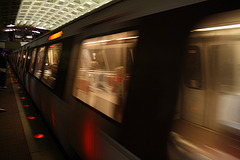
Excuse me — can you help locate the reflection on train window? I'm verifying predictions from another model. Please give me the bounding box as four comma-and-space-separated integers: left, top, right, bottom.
183, 46, 201, 89
28, 48, 37, 74
42, 43, 62, 88
73, 31, 138, 122
34, 46, 46, 79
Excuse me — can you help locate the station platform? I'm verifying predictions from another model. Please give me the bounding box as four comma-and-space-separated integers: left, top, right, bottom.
0, 65, 68, 160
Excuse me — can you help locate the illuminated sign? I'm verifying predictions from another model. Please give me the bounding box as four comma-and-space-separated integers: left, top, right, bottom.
48, 31, 63, 41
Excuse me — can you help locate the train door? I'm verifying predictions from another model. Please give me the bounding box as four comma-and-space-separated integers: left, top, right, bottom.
181, 44, 205, 126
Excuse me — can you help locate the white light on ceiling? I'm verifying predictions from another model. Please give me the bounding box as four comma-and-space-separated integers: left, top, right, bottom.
15, 0, 113, 30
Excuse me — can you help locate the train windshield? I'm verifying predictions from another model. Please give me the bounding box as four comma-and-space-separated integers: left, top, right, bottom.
73, 30, 138, 123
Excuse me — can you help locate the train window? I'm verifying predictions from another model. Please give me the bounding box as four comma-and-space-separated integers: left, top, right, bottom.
213, 44, 240, 94
15, 52, 18, 64
73, 31, 138, 123
34, 46, 46, 79
25, 49, 32, 70
16, 51, 21, 65
183, 46, 201, 89
28, 48, 37, 74
41, 43, 62, 88
18, 50, 24, 69
21, 50, 27, 69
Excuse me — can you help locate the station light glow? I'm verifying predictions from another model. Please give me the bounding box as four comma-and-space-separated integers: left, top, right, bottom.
15, 0, 114, 30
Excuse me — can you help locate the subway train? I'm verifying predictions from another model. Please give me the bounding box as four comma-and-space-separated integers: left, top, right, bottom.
8, 0, 240, 159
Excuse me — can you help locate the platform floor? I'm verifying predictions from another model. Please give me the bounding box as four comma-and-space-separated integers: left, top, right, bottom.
0, 65, 67, 160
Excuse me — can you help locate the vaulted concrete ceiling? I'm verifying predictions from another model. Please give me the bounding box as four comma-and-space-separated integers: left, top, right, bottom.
1, 0, 113, 31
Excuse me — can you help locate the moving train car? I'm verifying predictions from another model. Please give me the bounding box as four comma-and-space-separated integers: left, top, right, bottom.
169, 10, 240, 160
8, 0, 240, 159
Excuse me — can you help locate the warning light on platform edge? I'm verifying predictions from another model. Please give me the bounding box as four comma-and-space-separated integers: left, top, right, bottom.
48, 31, 63, 41
27, 116, 35, 120
20, 97, 26, 100
23, 105, 29, 107
34, 134, 44, 139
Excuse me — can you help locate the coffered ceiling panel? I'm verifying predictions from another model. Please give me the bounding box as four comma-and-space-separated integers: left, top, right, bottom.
15, 0, 113, 30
